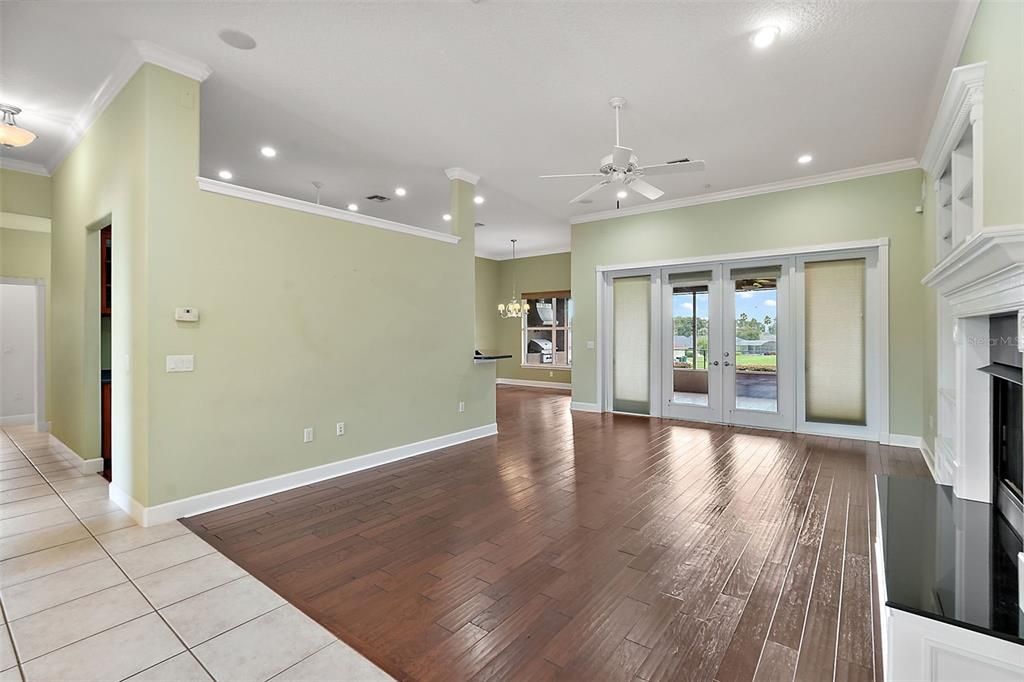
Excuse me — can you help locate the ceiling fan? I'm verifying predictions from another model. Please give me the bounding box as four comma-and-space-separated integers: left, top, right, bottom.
540, 97, 706, 204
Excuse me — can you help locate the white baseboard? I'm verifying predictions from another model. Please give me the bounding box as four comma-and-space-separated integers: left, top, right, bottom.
570, 401, 601, 413
36, 420, 51, 433
882, 433, 923, 449
496, 378, 571, 391
918, 437, 938, 483
111, 422, 499, 527
0, 414, 34, 426
79, 457, 104, 474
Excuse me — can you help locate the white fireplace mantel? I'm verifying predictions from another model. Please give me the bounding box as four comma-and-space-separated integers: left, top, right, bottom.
922, 224, 1024, 504
922, 224, 1024, 319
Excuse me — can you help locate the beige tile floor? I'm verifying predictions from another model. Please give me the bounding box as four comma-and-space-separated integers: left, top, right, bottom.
0, 426, 392, 682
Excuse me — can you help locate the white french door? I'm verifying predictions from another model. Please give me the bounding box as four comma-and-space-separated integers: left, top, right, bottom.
661, 260, 792, 429
599, 241, 886, 441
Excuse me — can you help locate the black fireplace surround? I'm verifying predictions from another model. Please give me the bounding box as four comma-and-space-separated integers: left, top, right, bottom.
982, 313, 1023, 538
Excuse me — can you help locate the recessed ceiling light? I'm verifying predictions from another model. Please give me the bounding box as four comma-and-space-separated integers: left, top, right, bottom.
394, 187, 407, 197
616, 190, 628, 199
442, 213, 452, 222
474, 195, 485, 205
218, 29, 257, 50
347, 203, 359, 212
218, 170, 233, 180
797, 153, 813, 164
260, 146, 276, 158
751, 25, 780, 49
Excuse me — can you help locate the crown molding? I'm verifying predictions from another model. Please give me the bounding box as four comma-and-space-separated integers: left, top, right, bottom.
484, 246, 570, 261
570, 158, 919, 225
920, 61, 986, 178
445, 167, 481, 185
196, 176, 461, 245
132, 40, 212, 83
917, 0, 981, 156
48, 41, 212, 174
0, 157, 51, 176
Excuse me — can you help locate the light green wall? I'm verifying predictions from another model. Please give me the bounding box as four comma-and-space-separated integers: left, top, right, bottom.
51, 65, 149, 483
959, 0, 1024, 226
571, 169, 928, 437
1, 168, 51, 217
1, 169, 54, 421
51, 64, 494, 506
475, 257, 500, 352
476, 252, 572, 385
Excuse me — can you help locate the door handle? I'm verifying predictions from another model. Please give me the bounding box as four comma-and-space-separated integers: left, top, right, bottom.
723, 361, 733, 367
712, 360, 720, 366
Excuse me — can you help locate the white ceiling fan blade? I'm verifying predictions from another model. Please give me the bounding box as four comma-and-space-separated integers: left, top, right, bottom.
570, 179, 612, 204
626, 178, 664, 200
639, 159, 706, 176
612, 145, 633, 168
539, 172, 605, 179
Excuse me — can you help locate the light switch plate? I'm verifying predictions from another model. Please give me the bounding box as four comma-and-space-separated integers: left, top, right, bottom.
165, 355, 194, 372
175, 307, 199, 322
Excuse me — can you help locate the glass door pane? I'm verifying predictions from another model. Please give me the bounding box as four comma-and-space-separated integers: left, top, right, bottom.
723, 261, 792, 430
612, 276, 651, 414
731, 266, 780, 413
663, 267, 722, 423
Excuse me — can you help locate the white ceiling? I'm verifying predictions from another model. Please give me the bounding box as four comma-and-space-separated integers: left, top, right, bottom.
2, 1, 968, 258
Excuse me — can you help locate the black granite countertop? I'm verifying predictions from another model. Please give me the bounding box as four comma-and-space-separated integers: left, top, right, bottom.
101, 369, 111, 384
876, 475, 1023, 645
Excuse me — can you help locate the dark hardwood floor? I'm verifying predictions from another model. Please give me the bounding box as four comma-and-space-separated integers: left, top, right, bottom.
183, 386, 929, 681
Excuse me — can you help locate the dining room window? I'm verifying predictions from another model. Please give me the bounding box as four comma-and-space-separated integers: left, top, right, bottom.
522, 291, 572, 368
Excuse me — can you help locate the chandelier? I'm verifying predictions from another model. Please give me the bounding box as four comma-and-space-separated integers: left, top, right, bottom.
498, 239, 530, 319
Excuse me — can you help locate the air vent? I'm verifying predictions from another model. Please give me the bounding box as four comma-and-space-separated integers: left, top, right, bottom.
365, 194, 391, 202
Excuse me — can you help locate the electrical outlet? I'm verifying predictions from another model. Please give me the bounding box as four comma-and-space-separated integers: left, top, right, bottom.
548, 371, 553, 377
458, 401, 465, 413
303, 427, 314, 443
586, 340, 595, 349
336, 422, 345, 436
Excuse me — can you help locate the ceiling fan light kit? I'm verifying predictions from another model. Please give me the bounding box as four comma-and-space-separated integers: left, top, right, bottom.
540, 96, 705, 204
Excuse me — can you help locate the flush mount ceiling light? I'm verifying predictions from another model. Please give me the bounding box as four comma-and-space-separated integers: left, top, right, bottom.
0, 104, 37, 148
797, 153, 813, 164
218, 29, 257, 50
260, 146, 276, 158
218, 170, 233, 180
616, 190, 628, 199
394, 187, 407, 197
347, 203, 359, 212
442, 213, 452, 222
751, 25, 780, 49
474, 195, 485, 205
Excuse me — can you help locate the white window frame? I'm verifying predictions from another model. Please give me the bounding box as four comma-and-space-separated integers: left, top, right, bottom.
521, 293, 573, 370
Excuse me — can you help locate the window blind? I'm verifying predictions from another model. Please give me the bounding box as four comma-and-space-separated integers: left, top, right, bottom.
804, 258, 866, 425
613, 276, 651, 414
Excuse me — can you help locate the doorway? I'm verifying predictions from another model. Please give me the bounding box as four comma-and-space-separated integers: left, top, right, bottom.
600, 242, 887, 441
99, 225, 112, 480
661, 261, 791, 430
0, 278, 46, 430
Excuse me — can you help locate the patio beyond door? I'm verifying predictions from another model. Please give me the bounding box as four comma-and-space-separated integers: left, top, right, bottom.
663, 260, 792, 430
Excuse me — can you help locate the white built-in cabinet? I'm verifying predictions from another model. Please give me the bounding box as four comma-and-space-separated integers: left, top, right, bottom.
925, 62, 986, 486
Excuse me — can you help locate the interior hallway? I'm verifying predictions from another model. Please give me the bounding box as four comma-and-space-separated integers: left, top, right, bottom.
185, 386, 931, 681
0, 426, 390, 681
